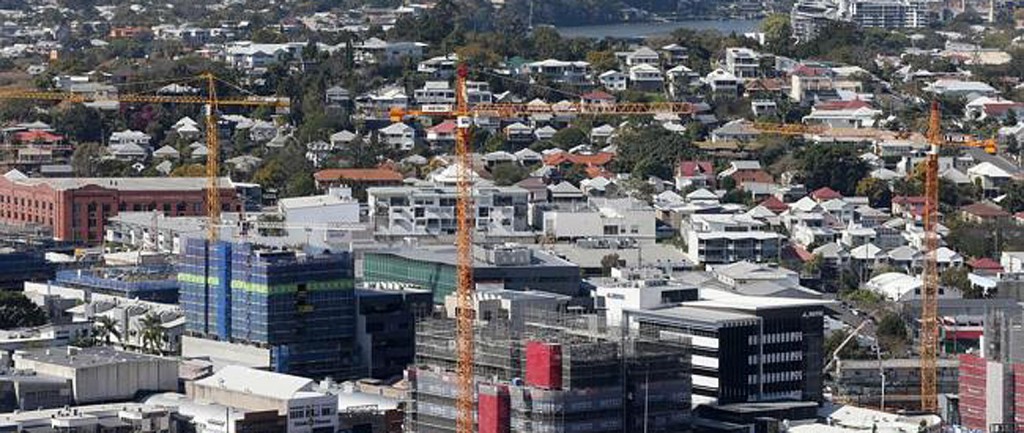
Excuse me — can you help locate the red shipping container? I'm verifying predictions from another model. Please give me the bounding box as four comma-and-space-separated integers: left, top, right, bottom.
525, 341, 562, 390
478, 384, 510, 433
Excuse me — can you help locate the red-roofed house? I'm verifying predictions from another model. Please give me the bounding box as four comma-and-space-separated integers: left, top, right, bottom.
675, 160, 715, 189
426, 120, 457, 147
960, 202, 1010, 224
810, 187, 842, 202
543, 152, 615, 168
13, 130, 64, 145
790, 65, 834, 102
965, 96, 1024, 122
313, 168, 404, 197
581, 91, 615, 105
968, 257, 1003, 275
892, 196, 927, 219
759, 196, 789, 214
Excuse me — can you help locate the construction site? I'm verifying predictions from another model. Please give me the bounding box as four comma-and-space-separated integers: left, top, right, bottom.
407, 310, 692, 433
178, 238, 360, 379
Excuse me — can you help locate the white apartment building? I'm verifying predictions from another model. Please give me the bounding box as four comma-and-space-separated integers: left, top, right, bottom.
413, 81, 456, 106
524, 59, 591, 85
725, 47, 765, 80
541, 197, 656, 242
682, 214, 783, 264
367, 184, 530, 237
599, 70, 628, 91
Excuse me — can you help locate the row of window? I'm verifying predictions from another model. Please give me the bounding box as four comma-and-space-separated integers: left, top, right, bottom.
749, 332, 803, 345
748, 351, 803, 365
748, 370, 803, 384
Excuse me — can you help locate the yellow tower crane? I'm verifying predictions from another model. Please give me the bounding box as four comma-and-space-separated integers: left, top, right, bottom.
0, 74, 289, 243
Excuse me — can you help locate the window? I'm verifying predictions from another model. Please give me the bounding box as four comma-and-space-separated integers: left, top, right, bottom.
603, 225, 619, 235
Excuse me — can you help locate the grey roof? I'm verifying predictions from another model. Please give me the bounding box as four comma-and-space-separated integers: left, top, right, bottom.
631, 305, 758, 326
15, 346, 169, 368
368, 246, 575, 269
887, 245, 920, 261
5, 175, 233, 192
194, 365, 314, 399
964, 147, 1021, 175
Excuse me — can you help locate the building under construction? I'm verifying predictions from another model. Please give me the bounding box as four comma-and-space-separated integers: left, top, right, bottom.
407, 311, 692, 433
178, 238, 359, 379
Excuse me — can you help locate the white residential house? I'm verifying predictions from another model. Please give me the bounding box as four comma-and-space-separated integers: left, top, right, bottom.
628, 64, 664, 92
590, 124, 616, 143
803, 100, 883, 128
414, 81, 456, 106
661, 44, 688, 65
354, 38, 427, 66
505, 122, 535, 143
704, 69, 740, 95
789, 65, 835, 102
923, 79, 998, 97
355, 87, 409, 120
535, 125, 558, 141
967, 161, 1013, 194
866, 272, 962, 302
724, 47, 765, 80
330, 130, 358, 148
599, 70, 628, 91
666, 65, 701, 98
379, 122, 416, 150
681, 214, 783, 264
248, 120, 279, 142
617, 46, 660, 67
417, 54, 458, 78
109, 130, 151, 148
524, 59, 591, 85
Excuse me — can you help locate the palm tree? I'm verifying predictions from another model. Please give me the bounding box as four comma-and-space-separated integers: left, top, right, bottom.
139, 314, 166, 356
94, 316, 120, 346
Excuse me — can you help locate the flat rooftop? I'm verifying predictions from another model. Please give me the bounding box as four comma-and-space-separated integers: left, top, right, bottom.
15, 346, 170, 368
629, 305, 758, 326
368, 245, 576, 268
4, 175, 234, 192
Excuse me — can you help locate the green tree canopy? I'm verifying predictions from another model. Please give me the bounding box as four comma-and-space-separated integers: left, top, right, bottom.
612, 125, 696, 179
0, 292, 48, 330
796, 143, 869, 195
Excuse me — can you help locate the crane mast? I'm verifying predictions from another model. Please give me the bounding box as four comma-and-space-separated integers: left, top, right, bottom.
920, 100, 941, 413
453, 64, 475, 433
204, 73, 221, 242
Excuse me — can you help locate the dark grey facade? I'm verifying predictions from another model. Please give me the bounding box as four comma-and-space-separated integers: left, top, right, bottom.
355, 288, 433, 380
626, 301, 825, 405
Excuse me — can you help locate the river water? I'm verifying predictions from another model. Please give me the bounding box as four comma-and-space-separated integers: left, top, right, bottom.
556, 19, 762, 39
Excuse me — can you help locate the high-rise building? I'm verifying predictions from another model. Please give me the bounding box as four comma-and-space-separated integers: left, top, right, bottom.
407, 312, 692, 433
958, 309, 1024, 431
179, 239, 358, 379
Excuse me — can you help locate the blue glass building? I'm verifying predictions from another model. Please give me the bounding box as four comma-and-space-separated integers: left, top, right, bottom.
179, 238, 358, 379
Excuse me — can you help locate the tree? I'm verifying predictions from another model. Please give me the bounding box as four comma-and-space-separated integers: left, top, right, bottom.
613, 125, 696, 180
796, 143, 868, 195
71, 142, 106, 176
824, 329, 863, 360
492, 163, 528, 186
941, 266, 981, 298
0, 292, 47, 329
856, 177, 892, 209
761, 14, 793, 56
170, 164, 206, 177
56, 105, 104, 142
600, 253, 621, 276
139, 313, 166, 355
1001, 181, 1024, 213
877, 312, 908, 353
585, 50, 618, 73
550, 126, 588, 150
94, 315, 120, 345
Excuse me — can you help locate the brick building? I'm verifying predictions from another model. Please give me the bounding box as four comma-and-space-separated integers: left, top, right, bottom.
0, 171, 238, 243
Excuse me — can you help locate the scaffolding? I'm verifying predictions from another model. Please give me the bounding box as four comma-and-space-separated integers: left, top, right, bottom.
408, 309, 692, 433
